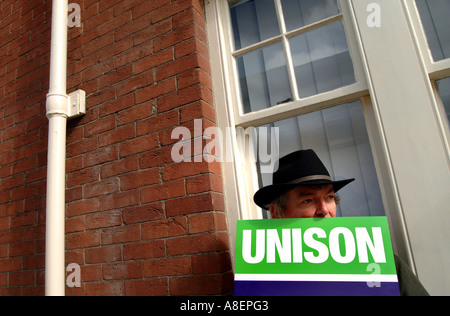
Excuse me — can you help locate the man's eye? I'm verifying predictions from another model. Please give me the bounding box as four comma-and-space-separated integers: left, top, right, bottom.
301, 199, 312, 204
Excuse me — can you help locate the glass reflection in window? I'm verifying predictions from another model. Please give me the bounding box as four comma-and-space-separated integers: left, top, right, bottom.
436, 77, 450, 128
290, 20, 355, 98
229, 0, 280, 50
236, 42, 292, 113
281, 0, 340, 31
415, 0, 450, 61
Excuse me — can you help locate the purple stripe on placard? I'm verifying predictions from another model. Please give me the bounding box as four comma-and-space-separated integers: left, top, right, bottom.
234, 280, 400, 296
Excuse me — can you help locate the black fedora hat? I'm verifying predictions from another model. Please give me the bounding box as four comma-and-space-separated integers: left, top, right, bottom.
253, 149, 355, 209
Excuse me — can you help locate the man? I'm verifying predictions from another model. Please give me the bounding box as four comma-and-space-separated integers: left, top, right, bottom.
253, 149, 429, 296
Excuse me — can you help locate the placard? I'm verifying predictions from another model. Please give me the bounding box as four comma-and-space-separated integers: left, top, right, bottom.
234, 217, 400, 296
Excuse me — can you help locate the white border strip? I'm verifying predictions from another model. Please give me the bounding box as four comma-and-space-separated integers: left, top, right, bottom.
235, 274, 398, 282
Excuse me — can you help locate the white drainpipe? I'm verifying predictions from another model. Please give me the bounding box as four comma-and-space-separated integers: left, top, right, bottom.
45, 0, 85, 296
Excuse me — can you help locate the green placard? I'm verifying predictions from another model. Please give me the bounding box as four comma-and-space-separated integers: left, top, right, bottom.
235, 217, 397, 276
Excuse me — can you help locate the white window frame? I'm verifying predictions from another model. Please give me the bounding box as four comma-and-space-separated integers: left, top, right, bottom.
224, 0, 368, 128
206, 0, 450, 294
208, 0, 371, 219
205, 0, 393, 261
405, 0, 450, 152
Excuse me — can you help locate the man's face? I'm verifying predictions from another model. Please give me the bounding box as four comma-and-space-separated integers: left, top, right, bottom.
271, 184, 337, 219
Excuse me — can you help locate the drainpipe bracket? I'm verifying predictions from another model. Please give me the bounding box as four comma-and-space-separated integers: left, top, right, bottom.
67, 90, 86, 119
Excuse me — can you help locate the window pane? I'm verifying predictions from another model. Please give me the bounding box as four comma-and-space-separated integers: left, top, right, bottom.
290, 20, 356, 98
236, 42, 292, 113
415, 0, 450, 61
256, 101, 385, 218
229, 0, 280, 50
436, 77, 450, 127
281, 0, 340, 32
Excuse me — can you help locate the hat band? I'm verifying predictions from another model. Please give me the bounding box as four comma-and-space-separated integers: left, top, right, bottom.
286, 175, 332, 185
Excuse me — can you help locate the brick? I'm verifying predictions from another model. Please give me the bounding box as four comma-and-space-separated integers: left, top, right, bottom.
66, 137, 98, 159
0, 0, 231, 297
136, 110, 179, 136
23, 254, 45, 270
139, 147, 174, 169
120, 168, 160, 191
122, 203, 165, 224
85, 245, 122, 264
99, 36, 134, 62
85, 210, 122, 230
65, 231, 99, 251
98, 10, 132, 36
115, 42, 152, 68
103, 261, 143, 280
24, 195, 46, 212
84, 178, 119, 199
101, 224, 141, 245
98, 124, 136, 147
79, 265, 102, 283
141, 217, 187, 240
9, 270, 35, 286
156, 54, 199, 81
152, 0, 196, 24
10, 211, 37, 228
2, 174, 24, 190
186, 174, 223, 194
9, 241, 36, 257
115, 13, 151, 41
116, 71, 154, 98
141, 179, 185, 204
82, 58, 115, 82
135, 78, 176, 104
82, 32, 115, 57
157, 84, 212, 113
123, 240, 165, 260
84, 145, 119, 167
99, 94, 136, 118
166, 232, 229, 256
0, 258, 22, 273
66, 216, 84, 233
117, 101, 154, 126
124, 278, 169, 296
100, 189, 140, 211
134, 48, 173, 74
98, 64, 133, 89
169, 273, 234, 296
24, 166, 47, 184
133, 17, 172, 46
192, 252, 232, 275
101, 156, 139, 178
162, 161, 217, 181
188, 212, 227, 234
143, 256, 191, 278
84, 115, 116, 138
86, 281, 124, 296
119, 133, 159, 157
67, 166, 100, 188
177, 68, 211, 90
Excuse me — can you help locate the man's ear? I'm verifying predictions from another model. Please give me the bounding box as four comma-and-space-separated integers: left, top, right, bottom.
269, 204, 280, 219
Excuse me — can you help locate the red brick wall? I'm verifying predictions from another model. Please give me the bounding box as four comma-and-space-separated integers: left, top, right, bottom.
0, 0, 233, 296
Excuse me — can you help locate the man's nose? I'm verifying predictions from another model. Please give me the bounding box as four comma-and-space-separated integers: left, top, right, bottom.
314, 200, 330, 217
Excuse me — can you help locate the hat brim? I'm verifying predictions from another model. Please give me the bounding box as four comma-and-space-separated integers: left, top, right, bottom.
253, 178, 355, 210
